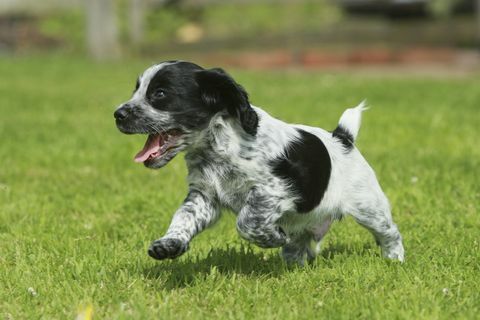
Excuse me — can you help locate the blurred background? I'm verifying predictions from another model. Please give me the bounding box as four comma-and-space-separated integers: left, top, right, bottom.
1, 0, 479, 71
1, 3, 479, 317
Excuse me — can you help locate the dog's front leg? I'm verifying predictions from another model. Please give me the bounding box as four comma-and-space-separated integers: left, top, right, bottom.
236, 187, 289, 248
148, 189, 220, 260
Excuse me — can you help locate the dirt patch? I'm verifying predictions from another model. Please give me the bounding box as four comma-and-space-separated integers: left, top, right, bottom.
200, 47, 478, 70
192, 47, 480, 75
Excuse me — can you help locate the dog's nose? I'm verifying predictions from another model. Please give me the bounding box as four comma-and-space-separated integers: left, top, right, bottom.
114, 107, 129, 121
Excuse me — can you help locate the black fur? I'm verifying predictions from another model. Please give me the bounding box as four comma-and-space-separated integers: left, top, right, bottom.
145, 62, 215, 130
332, 125, 354, 150
270, 129, 331, 213
116, 62, 218, 134
116, 62, 259, 136
148, 238, 189, 260
195, 68, 259, 135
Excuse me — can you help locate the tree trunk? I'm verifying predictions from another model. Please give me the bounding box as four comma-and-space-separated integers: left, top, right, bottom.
130, 0, 145, 45
477, 0, 480, 50
85, 0, 120, 60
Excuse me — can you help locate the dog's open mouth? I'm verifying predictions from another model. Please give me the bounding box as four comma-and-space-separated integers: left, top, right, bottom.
134, 129, 183, 163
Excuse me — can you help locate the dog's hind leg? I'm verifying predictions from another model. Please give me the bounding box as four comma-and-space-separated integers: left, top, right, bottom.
351, 191, 405, 262
310, 217, 333, 258
281, 232, 314, 266
280, 218, 333, 265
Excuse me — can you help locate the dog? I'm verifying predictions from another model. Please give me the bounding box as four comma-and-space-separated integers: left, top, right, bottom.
114, 61, 405, 264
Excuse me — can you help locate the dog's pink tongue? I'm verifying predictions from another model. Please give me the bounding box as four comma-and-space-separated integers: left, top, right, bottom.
134, 134, 161, 163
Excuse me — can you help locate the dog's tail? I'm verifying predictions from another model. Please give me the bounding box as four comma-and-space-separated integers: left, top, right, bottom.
332, 100, 368, 150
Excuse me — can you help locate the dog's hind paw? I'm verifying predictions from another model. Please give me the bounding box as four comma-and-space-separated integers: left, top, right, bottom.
382, 243, 405, 263
148, 238, 189, 260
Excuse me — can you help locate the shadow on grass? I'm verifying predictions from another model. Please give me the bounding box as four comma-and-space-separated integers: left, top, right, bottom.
142, 245, 286, 289
141, 242, 377, 289
320, 242, 376, 260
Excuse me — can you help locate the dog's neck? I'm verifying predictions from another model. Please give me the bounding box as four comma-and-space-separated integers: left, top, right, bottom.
184, 111, 254, 165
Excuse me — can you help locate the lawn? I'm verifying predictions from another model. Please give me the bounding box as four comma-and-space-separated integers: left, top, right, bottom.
0, 56, 479, 319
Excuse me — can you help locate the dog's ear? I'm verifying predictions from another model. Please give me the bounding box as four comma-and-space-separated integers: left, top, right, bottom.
195, 68, 258, 135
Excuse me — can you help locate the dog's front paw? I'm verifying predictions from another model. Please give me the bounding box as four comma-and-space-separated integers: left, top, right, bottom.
147, 238, 189, 260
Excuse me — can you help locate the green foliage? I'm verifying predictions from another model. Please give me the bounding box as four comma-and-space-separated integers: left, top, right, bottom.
0, 57, 479, 319
38, 10, 86, 52
428, 0, 462, 18
39, 2, 341, 49
143, 6, 191, 45
199, 2, 341, 39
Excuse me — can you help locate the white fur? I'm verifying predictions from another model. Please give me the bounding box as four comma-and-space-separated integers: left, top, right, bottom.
337, 100, 368, 140
177, 104, 404, 263
124, 62, 405, 264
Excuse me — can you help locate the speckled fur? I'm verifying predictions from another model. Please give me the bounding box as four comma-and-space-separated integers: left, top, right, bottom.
115, 61, 405, 265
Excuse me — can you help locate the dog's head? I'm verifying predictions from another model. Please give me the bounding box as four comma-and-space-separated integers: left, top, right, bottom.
114, 61, 258, 169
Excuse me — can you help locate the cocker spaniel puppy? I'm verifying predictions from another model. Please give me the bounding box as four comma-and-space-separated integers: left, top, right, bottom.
114, 61, 404, 265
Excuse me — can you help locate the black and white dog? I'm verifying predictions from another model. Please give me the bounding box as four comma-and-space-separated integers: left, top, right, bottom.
114, 61, 404, 265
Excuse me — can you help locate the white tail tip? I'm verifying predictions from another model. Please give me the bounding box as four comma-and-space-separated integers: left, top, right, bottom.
337, 100, 369, 141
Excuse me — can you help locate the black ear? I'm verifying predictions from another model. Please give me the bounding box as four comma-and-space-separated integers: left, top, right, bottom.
195, 68, 258, 135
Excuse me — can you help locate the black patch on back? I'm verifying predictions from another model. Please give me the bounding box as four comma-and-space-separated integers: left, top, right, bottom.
270, 129, 331, 213
332, 125, 354, 150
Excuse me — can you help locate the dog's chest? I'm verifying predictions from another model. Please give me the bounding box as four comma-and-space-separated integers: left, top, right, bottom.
218, 178, 251, 212
206, 163, 253, 212
186, 153, 253, 212
186, 129, 272, 212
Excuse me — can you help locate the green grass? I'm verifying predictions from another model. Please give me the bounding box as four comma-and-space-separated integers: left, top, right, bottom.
0, 56, 479, 319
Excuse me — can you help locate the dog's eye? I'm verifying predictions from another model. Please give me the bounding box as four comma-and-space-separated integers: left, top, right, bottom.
152, 89, 166, 99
